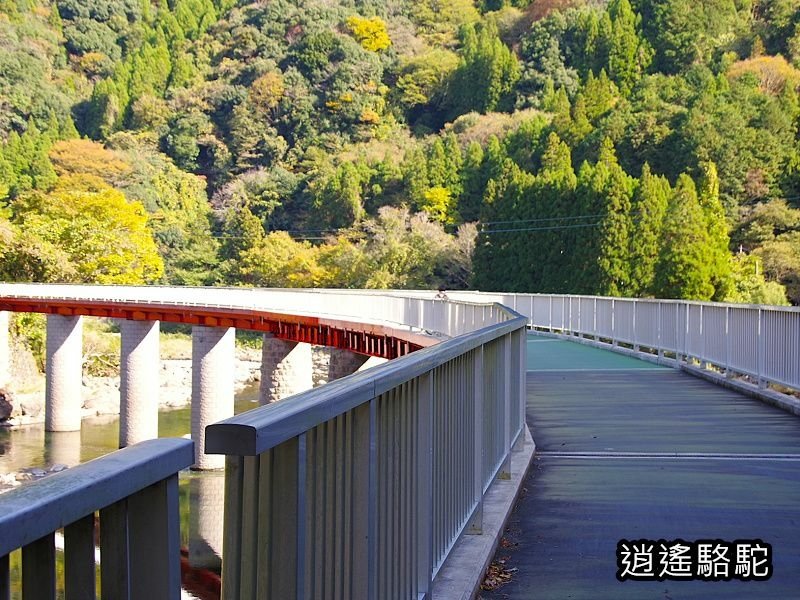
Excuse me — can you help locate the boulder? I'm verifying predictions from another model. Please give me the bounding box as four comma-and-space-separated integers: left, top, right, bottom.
0, 388, 12, 421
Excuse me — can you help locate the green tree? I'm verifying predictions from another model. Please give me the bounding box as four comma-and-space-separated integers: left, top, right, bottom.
629, 163, 670, 296
654, 174, 715, 300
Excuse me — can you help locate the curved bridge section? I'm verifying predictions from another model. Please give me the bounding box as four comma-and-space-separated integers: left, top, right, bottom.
0, 284, 442, 359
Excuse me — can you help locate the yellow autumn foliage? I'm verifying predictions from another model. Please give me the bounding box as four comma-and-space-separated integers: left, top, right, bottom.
346, 15, 391, 52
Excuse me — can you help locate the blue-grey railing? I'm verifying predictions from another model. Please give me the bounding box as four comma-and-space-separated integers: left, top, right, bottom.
0, 438, 193, 600
206, 302, 527, 599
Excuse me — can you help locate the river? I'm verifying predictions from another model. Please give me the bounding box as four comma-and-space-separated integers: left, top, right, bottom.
0, 383, 263, 600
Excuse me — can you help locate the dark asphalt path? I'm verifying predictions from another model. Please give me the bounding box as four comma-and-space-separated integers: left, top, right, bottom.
481, 337, 800, 600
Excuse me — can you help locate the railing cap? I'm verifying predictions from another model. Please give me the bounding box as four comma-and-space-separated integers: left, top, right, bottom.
206, 312, 527, 457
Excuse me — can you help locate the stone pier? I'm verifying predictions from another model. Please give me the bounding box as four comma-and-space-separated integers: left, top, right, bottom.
260, 334, 313, 405
0, 311, 9, 389
311, 345, 331, 387
189, 472, 225, 570
119, 320, 160, 447
45, 315, 83, 432
191, 326, 235, 470
329, 348, 370, 380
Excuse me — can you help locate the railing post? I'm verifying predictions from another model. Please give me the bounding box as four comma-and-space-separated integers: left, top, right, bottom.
675, 304, 682, 369
128, 474, 182, 600
632, 301, 639, 352
611, 299, 617, 346
513, 328, 526, 452
368, 398, 378, 600
296, 434, 308, 600
725, 307, 732, 378
467, 347, 484, 534
757, 308, 766, 389
416, 372, 434, 596
657, 302, 663, 362
548, 296, 553, 332
700, 305, 707, 369
22, 534, 56, 599
221, 456, 244, 600
593, 297, 598, 341
0, 553, 8, 600
499, 336, 512, 480
65, 514, 96, 599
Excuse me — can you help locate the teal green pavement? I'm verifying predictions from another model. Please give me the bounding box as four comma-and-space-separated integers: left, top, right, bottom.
526, 336, 665, 372
482, 334, 800, 600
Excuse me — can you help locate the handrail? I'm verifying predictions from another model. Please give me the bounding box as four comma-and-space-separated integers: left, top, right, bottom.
0, 438, 193, 599
206, 301, 527, 599
206, 316, 523, 456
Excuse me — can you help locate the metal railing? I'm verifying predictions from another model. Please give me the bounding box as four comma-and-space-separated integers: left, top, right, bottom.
0, 438, 193, 600
0, 284, 490, 337
423, 292, 800, 393
206, 300, 527, 599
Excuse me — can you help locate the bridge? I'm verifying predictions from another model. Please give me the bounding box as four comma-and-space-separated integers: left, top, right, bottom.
0, 285, 798, 599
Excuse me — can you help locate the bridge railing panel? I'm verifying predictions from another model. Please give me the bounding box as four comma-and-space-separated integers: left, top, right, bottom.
0, 438, 193, 600
206, 304, 527, 600
762, 309, 800, 389
453, 292, 798, 393
634, 300, 660, 349
596, 297, 614, 339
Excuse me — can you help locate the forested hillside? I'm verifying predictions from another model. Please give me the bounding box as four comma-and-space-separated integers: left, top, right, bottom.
0, 0, 799, 303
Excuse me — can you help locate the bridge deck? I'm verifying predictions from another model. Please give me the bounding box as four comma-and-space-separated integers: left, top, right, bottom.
482, 336, 800, 599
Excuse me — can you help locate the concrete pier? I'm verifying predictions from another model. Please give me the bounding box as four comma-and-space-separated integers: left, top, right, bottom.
191, 326, 235, 470
0, 311, 9, 388
260, 334, 313, 405
119, 320, 160, 447
45, 315, 83, 432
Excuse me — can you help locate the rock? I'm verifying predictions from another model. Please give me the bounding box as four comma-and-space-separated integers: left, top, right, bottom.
30, 468, 46, 477
0, 388, 12, 421
0, 473, 19, 487
50, 464, 68, 472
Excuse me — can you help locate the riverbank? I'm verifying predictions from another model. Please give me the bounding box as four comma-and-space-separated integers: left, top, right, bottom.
3, 348, 262, 428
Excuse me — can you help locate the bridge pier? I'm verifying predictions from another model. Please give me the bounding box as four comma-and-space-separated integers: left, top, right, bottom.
259, 334, 313, 405
192, 326, 235, 470
45, 315, 83, 432
329, 347, 369, 379
119, 320, 160, 447
0, 311, 9, 388
311, 346, 371, 387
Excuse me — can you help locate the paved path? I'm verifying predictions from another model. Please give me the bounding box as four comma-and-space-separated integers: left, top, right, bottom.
482, 336, 800, 600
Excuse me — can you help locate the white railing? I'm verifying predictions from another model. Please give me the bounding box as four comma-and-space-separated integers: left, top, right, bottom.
0, 438, 193, 599
0, 283, 510, 341
205, 300, 527, 599
425, 292, 800, 393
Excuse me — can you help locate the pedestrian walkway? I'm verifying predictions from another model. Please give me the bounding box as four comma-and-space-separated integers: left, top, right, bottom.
482, 335, 800, 599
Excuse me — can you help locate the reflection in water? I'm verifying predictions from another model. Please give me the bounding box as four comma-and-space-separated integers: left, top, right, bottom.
45, 431, 82, 467
189, 472, 225, 570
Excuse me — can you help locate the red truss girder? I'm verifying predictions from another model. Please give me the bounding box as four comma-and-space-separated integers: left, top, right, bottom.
0, 297, 432, 359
